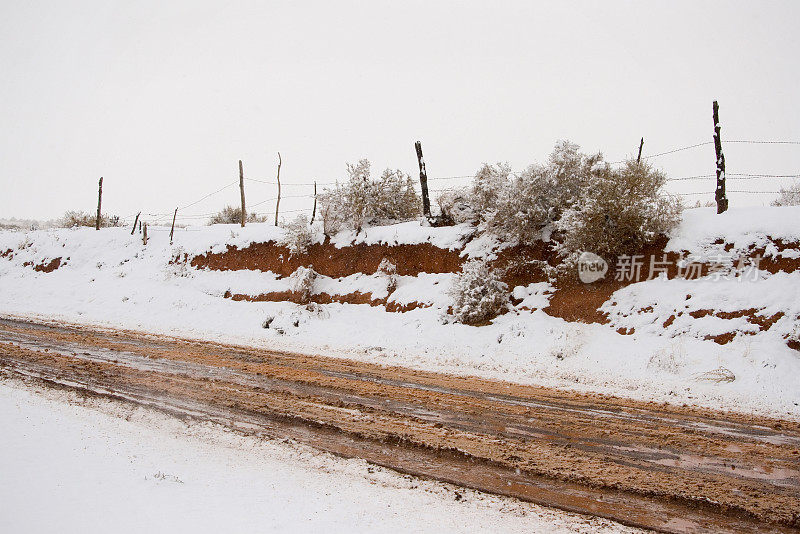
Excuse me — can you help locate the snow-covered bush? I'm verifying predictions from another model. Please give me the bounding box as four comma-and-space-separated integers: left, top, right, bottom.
557, 160, 682, 261
372, 168, 420, 222
436, 188, 475, 223
377, 258, 398, 293
694, 366, 736, 383
647, 341, 686, 374
468, 142, 605, 245
59, 210, 121, 228
772, 182, 800, 206
448, 260, 509, 325
548, 326, 585, 360
460, 142, 680, 263
209, 206, 264, 225
288, 266, 317, 304
318, 159, 420, 234
318, 188, 346, 236
280, 215, 312, 255
483, 165, 554, 244
341, 158, 372, 233
470, 163, 512, 216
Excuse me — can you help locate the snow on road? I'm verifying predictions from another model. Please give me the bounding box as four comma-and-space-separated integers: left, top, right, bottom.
0, 377, 638, 534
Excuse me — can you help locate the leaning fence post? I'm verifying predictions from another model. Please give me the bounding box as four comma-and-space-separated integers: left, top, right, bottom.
637, 137, 644, 164
239, 160, 246, 227
274, 152, 282, 226
310, 181, 317, 226
713, 101, 728, 214
169, 208, 178, 244
414, 141, 431, 218
95, 177, 103, 230
131, 212, 141, 235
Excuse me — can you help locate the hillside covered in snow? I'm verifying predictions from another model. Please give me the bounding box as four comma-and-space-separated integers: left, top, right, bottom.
1, 205, 800, 419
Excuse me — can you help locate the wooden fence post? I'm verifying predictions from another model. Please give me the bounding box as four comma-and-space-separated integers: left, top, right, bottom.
95, 177, 103, 230
131, 212, 140, 235
414, 141, 431, 218
142, 223, 148, 245
169, 208, 178, 244
310, 181, 317, 226
637, 137, 644, 164
274, 152, 282, 226
712, 101, 728, 214
239, 160, 246, 227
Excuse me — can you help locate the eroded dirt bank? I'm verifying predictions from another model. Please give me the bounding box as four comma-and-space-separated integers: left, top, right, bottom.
1, 318, 798, 533
186, 236, 800, 331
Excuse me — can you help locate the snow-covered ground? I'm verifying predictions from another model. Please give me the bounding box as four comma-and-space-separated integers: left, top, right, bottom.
0, 377, 637, 533
1, 207, 799, 420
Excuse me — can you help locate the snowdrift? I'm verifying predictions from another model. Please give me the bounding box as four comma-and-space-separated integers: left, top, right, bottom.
1, 207, 799, 418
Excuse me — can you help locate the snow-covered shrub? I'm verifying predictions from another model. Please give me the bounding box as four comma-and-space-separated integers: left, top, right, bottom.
341, 158, 372, 233
469, 142, 604, 245
460, 142, 680, 262
372, 168, 420, 222
483, 165, 554, 244
59, 210, 121, 228
318, 188, 346, 236
647, 341, 686, 374
209, 206, 264, 225
377, 258, 398, 293
772, 182, 800, 206
470, 163, 512, 217
557, 160, 682, 261
437, 188, 475, 223
548, 326, 585, 360
280, 215, 312, 255
694, 366, 736, 383
448, 260, 509, 325
288, 266, 317, 304
318, 160, 420, 233
262, 305, 328, 334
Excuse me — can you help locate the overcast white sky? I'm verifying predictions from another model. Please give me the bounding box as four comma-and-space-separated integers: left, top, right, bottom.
1, 1, 799, 222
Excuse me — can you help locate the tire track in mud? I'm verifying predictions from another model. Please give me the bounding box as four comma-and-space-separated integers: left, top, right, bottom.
0, 317, 799, 533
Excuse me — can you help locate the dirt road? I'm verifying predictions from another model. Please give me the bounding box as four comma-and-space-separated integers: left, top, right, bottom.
1, 317, 798, 533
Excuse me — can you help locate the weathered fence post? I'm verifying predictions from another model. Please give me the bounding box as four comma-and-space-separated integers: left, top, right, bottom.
142, 222, 148, 245
169, 208, 178, 245
131, 212, 141, 235
310, 181, 317, 226
414, 141, 431, 218
637, 137, 644, 164
712, 101, 728, 214
274, 152, 282, 226
239, 160, 246, 227
95, 177, 103, 230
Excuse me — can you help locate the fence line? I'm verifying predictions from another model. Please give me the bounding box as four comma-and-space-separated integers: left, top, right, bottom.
106, 137, 798, 225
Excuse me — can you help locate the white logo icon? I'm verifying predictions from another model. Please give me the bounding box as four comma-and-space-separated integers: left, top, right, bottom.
577, 252, 608, 283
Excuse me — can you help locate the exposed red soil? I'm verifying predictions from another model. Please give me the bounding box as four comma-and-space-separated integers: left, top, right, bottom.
190, 234, 800, 330
191, 240, 464, 277
33, 257, 62, 273
681, 308, 786, 345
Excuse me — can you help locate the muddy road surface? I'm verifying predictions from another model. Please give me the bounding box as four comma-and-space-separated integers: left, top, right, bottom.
0, 317, 798, 533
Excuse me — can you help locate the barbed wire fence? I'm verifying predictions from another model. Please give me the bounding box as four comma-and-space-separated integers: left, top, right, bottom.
112, 137, 798, 230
